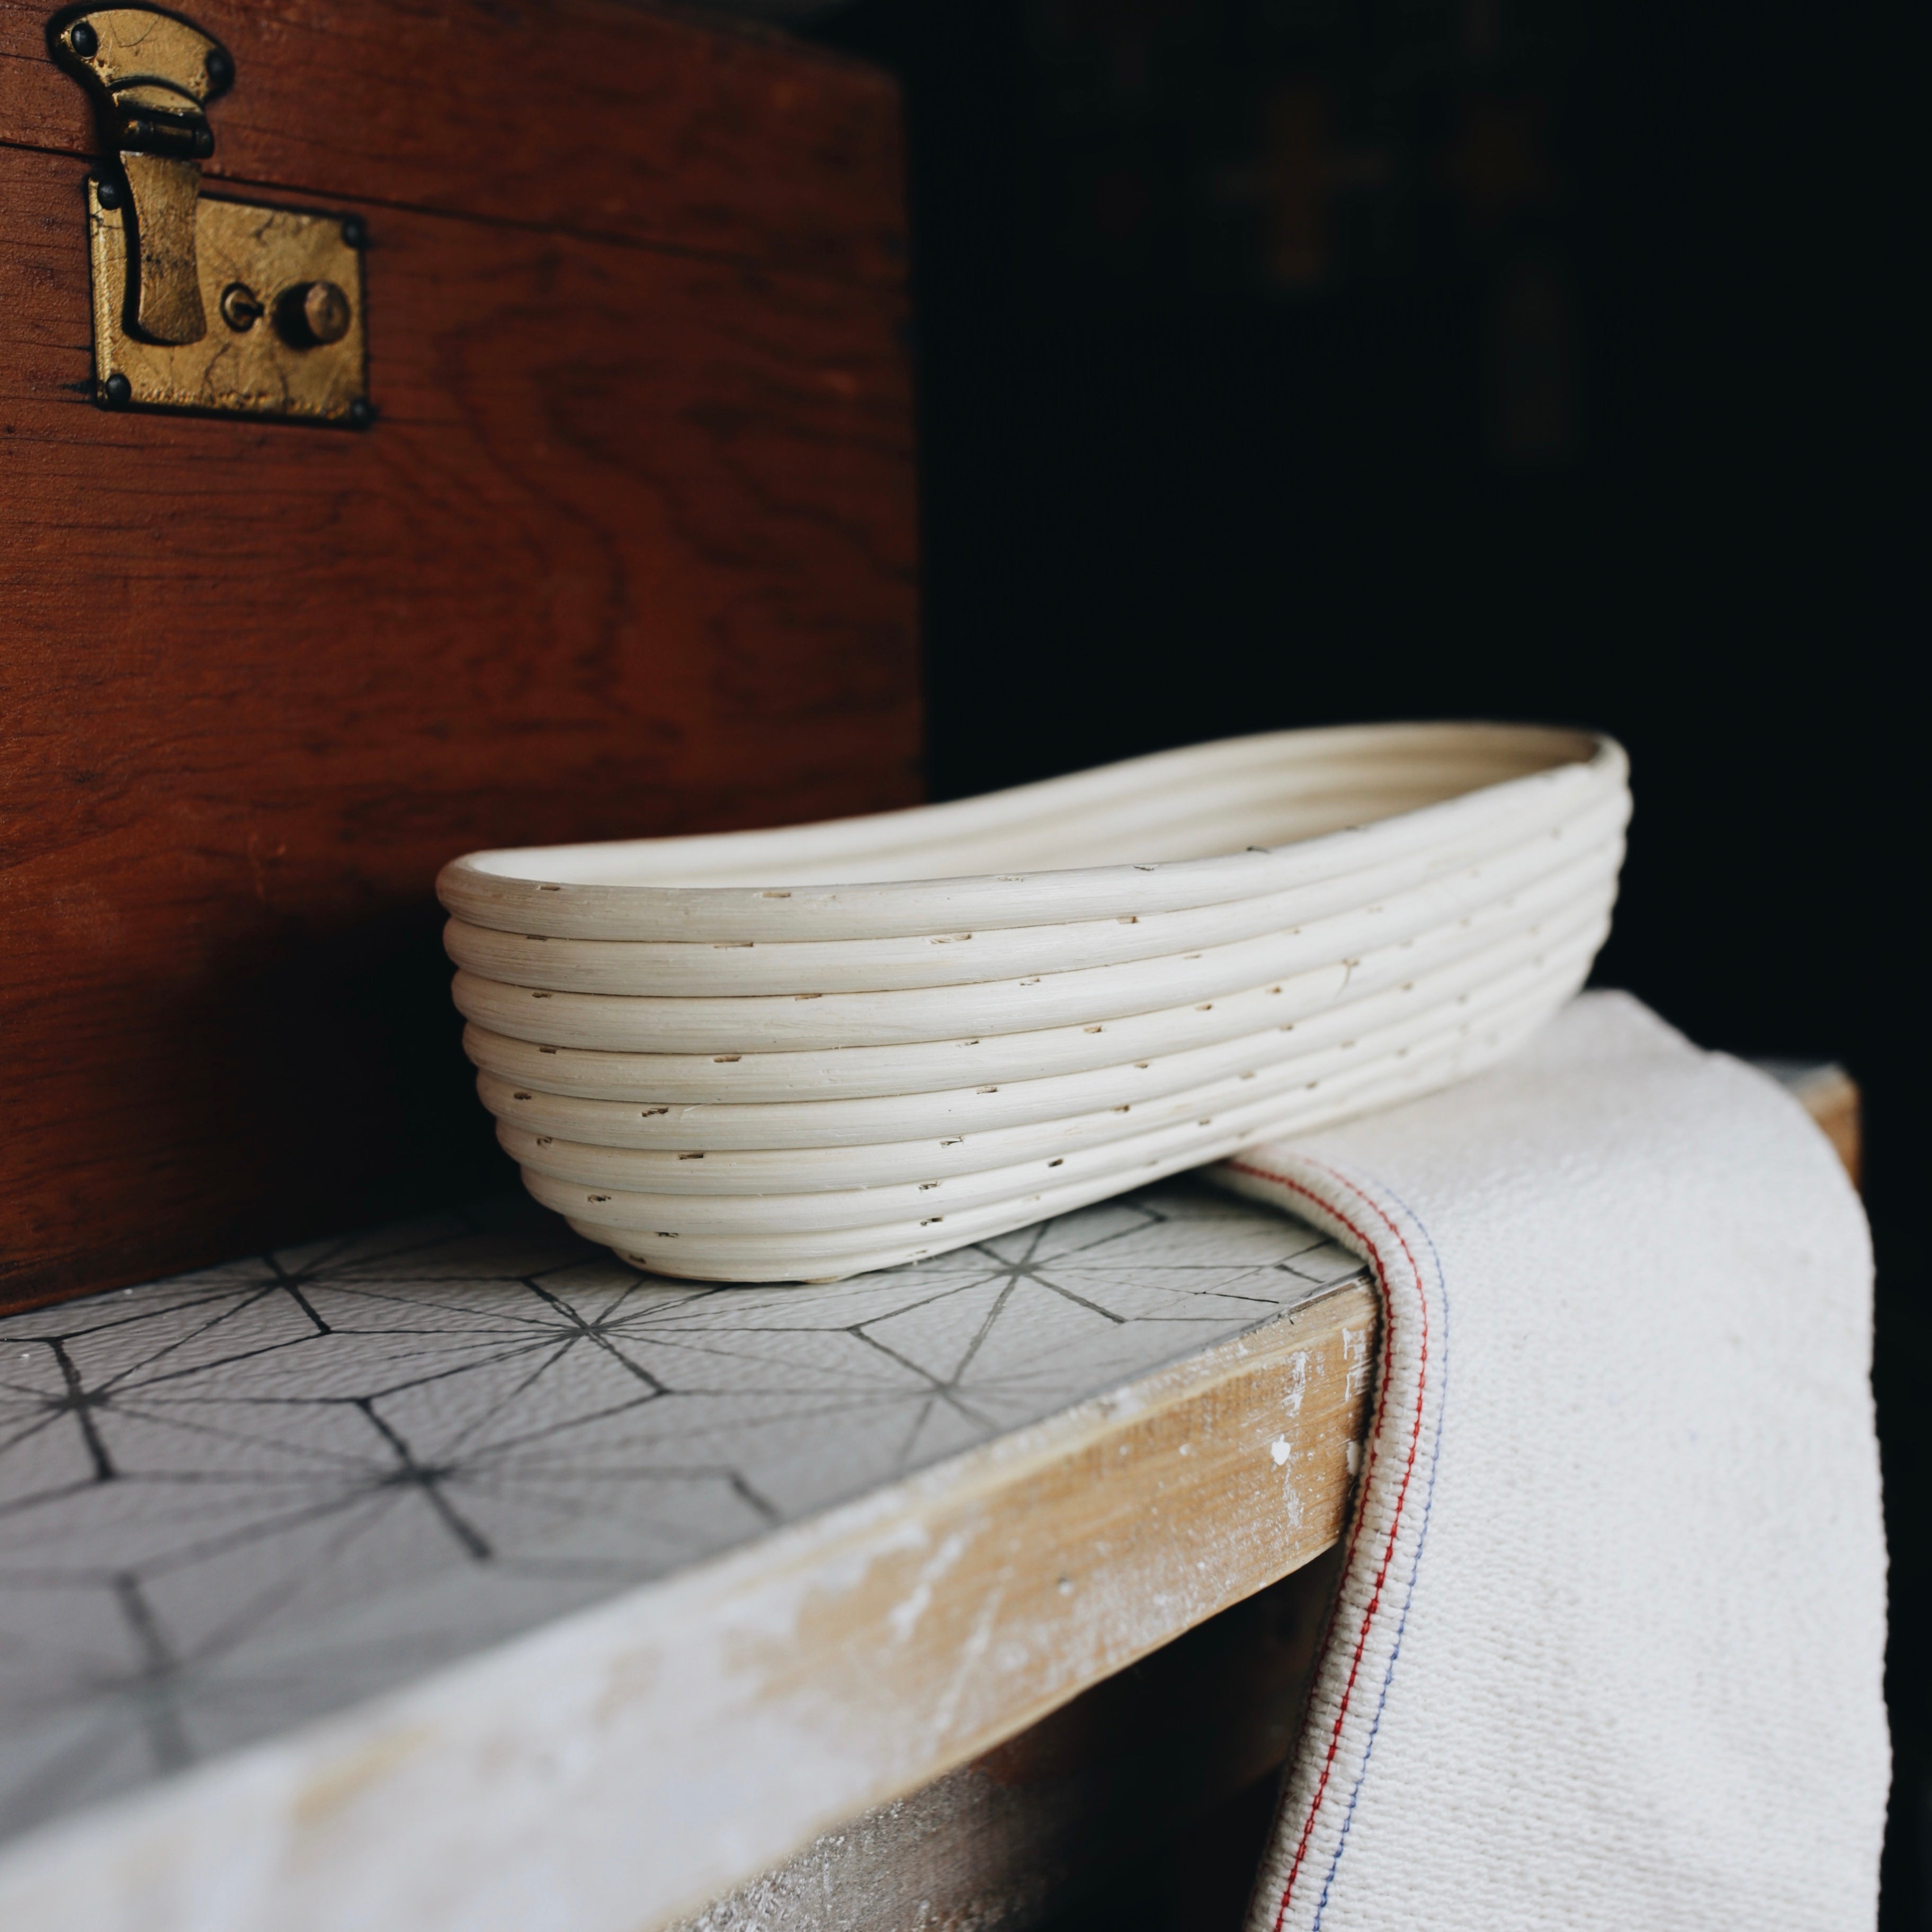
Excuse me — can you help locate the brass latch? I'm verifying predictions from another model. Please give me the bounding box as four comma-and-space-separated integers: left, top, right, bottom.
50, 4, 371, 426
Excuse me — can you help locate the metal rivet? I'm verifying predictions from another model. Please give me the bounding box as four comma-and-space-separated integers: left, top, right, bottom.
204, 48, 232, 88
102, 372, 131, 407
95, 177, 122, 210
274, 279, 352, 348
347, 397, 375, 431
68, 20, 97, 56
341, 216, 367, 251
300, 280, 351, 345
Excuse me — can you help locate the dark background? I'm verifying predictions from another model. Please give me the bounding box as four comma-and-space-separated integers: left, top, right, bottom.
786, 0, 1923, 1919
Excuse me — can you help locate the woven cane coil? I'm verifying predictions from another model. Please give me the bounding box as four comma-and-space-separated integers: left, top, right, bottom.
438, 722, 1629, 1281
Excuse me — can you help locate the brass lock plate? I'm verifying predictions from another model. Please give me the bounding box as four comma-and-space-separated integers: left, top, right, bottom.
88, 179, 370, 425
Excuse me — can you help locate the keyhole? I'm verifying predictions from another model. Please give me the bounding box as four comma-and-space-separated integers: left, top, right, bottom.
219, 282, 263, 331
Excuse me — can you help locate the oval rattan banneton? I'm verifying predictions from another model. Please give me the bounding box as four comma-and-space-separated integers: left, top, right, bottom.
436, 722, 1629, 1281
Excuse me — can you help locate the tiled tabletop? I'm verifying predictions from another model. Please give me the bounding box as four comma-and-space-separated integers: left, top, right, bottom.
0, 1178, 1362, 1845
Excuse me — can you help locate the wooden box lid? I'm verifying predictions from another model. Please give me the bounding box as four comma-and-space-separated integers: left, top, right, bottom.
0, 0, 923, 1312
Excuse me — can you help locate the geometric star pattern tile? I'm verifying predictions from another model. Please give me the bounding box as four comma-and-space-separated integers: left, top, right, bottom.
0, 1178, 1362, 1846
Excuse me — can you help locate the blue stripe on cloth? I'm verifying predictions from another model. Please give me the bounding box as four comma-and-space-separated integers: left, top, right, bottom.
1310, 1183, 1450, 1931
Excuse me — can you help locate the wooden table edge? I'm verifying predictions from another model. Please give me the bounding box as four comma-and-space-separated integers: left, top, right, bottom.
0, 1274, 1375, 1932
0, 1062, 1858, 1930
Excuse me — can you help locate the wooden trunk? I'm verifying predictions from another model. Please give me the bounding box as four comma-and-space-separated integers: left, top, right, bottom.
0, 0, 922, 1313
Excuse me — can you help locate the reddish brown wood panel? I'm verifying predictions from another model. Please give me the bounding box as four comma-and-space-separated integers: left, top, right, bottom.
0, 0, 905, 282
0, 118, 920, 1310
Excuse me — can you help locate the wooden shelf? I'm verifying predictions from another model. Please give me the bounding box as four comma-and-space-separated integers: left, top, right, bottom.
0, 1064, 1856, 1932
0, 1179, 1370, 1931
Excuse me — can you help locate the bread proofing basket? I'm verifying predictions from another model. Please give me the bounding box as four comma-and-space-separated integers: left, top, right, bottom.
437, 722, 1629, 1282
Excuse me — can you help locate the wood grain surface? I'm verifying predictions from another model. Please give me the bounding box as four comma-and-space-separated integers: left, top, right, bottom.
0, 0, 906, 281
677, 1548, 1344, 1932
0, 6, 920, 1311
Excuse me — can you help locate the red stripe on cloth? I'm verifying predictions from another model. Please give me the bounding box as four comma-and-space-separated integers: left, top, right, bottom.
1222, 1157, 1430, 1929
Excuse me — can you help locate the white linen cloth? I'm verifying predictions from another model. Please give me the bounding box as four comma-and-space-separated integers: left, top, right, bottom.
1214, 992, 1889, 1931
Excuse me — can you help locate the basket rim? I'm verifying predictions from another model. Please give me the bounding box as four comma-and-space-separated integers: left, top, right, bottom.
436, 722, 1623, 943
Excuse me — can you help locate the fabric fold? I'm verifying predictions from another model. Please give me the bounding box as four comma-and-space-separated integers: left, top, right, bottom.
1214, 992, 1888, 1932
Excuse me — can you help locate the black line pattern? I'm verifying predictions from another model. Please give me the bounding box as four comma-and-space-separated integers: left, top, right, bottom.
0, 1178, 1360, 1845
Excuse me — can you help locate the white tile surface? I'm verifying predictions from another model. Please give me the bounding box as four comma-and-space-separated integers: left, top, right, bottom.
0, 1179, 1358, 1843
